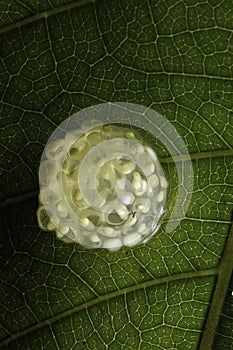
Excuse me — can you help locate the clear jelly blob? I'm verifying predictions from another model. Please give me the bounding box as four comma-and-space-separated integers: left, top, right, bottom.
38, 124, 167, 250
37, 102, 194, 251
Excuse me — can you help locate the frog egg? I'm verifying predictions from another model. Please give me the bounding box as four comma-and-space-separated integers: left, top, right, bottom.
160, 176, 168, 189
58, 225, 70, 235
103, 238, 123, 251
56, 201, 69, 218
157, 191, 165, 203
145, 146, 158, 162
133, 198, 151, 214
124, 130, 135, 139
89, 234, 101, 244
135, 180, 147, 196
98, 227, 119, 238
38, 112, 168, 251
80, 217, 90, 227
123, 232, 141, 247
118, 191, 135, 205
113, 159, 136, 175
47, 220, 56, 231
148, 174, 160, 196
78, 231, 102, 248
116, 205, 129, 220
132, 172, 143, 191
130, 143, 145, 155
138, 223, 147, 234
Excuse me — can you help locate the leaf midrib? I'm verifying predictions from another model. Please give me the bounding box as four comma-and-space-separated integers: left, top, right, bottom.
199, 223, 233, 350
0, 0, 97, 34
0, 267, 219, 349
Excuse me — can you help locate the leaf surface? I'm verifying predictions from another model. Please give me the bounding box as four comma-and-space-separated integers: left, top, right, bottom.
0, 0, 233, 349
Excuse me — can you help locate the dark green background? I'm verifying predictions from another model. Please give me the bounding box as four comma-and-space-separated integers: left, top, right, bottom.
0, 0, 233, 349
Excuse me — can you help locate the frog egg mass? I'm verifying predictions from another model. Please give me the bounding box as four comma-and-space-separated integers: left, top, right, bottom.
37, 123, 167, 251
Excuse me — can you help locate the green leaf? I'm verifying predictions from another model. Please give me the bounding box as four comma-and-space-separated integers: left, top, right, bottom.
0, 0, 233, 349
214, 272, 233, 349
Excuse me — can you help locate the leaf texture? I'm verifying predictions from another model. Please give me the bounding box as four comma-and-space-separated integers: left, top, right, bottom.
0, 0, 233, 349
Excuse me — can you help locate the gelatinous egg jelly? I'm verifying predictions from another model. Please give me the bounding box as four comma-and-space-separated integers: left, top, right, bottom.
37, 124, 168, 251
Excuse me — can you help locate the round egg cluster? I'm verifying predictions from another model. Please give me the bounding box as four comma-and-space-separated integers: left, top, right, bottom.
37, 124, 168, 251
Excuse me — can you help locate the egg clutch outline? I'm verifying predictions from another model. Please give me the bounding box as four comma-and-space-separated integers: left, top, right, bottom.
37, 102, 194, 250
